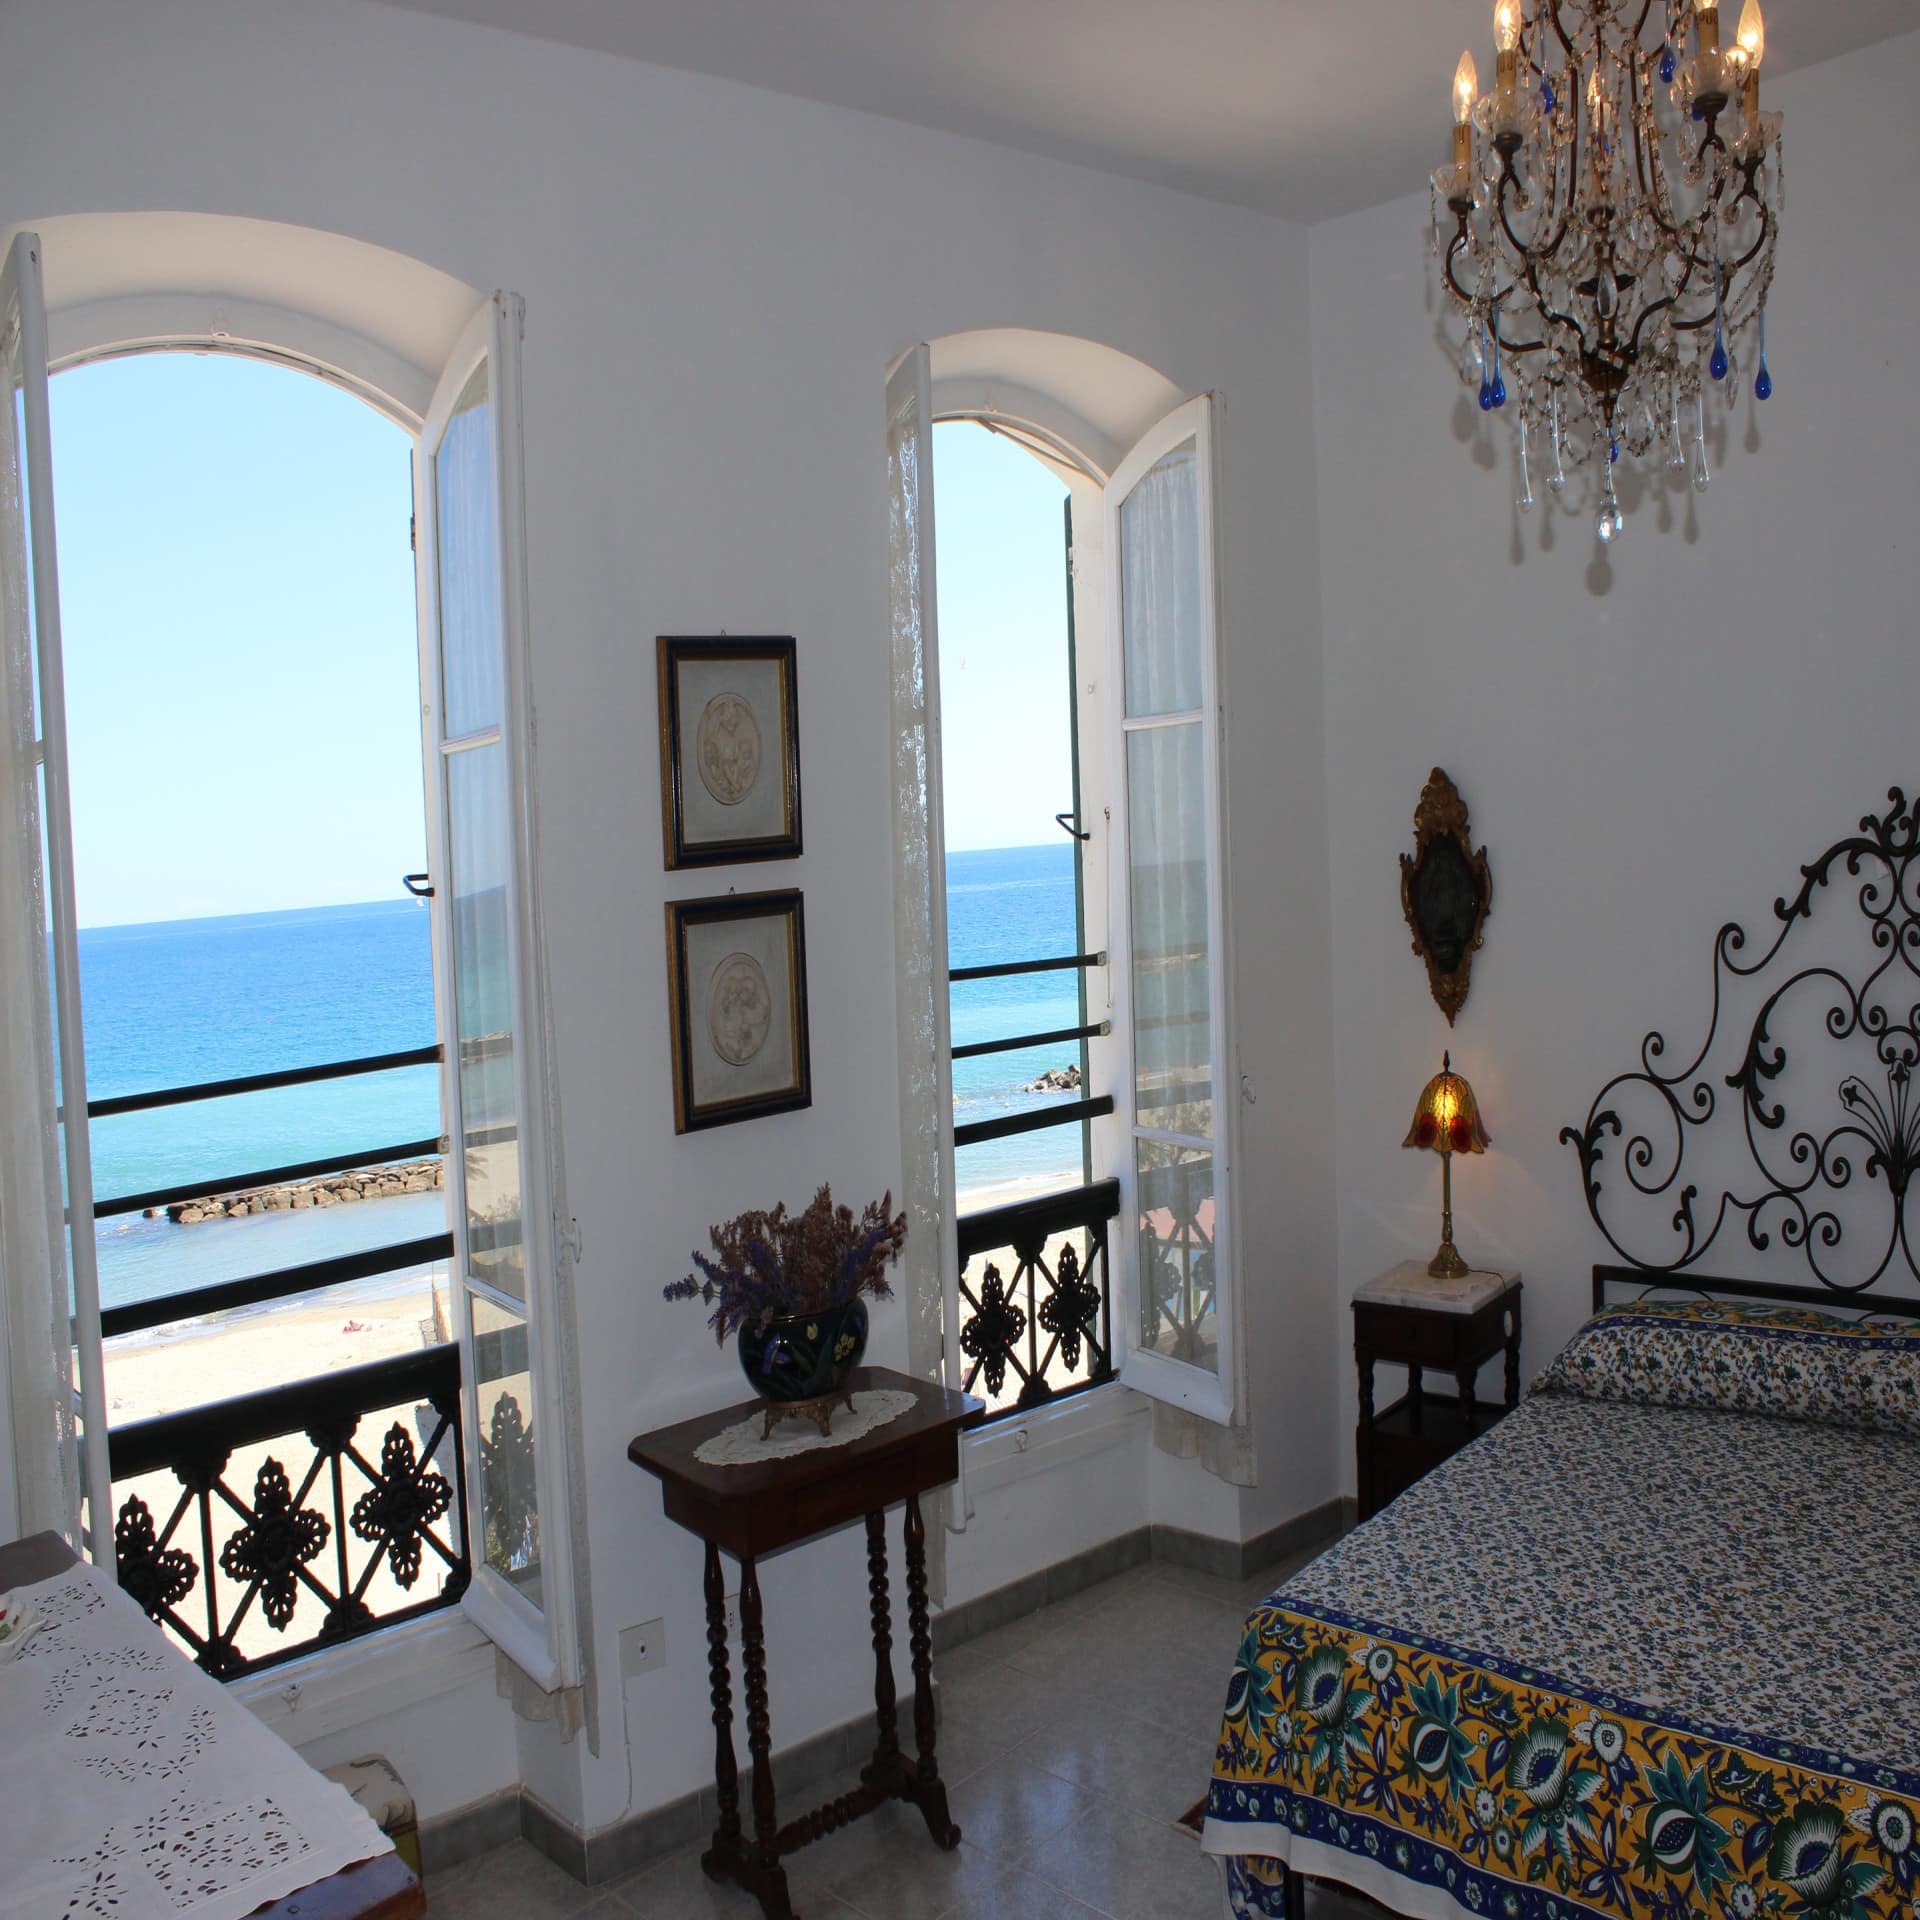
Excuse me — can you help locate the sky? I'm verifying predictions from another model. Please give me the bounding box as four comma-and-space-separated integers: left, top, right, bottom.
38, 359, 1067, 930
48, 353, 424, 930
931, 421, 1075, 853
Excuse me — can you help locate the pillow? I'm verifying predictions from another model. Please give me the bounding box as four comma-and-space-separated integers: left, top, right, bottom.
1531, 1297, 1920, 1435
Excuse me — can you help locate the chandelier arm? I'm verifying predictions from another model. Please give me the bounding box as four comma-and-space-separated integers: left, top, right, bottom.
1543, 0, 1579, 67
1491, 168, 1588, 351
1496, 148, 1576, 265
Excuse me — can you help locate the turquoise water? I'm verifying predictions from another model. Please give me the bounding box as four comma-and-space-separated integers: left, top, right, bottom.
80, 848, 1085, 1315
946, 843, 1087, 1196
80, 898, 441, 1316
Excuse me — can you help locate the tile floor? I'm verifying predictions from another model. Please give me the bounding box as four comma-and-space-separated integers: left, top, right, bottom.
425, 1540, 1372, 1920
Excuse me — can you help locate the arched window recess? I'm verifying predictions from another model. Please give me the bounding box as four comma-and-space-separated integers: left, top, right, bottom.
0, 215, 586, 1704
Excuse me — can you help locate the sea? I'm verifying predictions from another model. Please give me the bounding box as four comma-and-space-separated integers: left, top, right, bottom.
80, 845, 1086, 1322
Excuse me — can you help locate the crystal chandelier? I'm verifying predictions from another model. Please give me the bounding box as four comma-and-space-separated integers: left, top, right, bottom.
1432, 0, 1782, 542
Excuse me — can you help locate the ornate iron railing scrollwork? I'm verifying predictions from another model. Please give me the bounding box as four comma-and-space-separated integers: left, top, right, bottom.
956, 1179, 1120, 1416
107, 1344, 470, 1678
1561, 786, 1920, 1292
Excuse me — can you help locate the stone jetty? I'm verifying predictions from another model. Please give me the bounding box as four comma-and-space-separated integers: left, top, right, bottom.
160, 1158, 445, 1225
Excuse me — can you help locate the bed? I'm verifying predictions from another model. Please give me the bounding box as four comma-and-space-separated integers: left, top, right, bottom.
1203, 786, 1920, 1920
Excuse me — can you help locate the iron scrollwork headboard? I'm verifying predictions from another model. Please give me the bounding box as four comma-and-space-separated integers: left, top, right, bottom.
1561, 786, 1920, 1300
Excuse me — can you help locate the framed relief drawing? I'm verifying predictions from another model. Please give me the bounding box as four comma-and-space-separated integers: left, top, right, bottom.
657, 636, 802, 869
665, 890, 812, 1133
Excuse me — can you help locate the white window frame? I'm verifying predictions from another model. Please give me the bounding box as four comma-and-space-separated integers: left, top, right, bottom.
1, 238, 581, 1689
917, 382, 1239, 1430
414, 294, 582, 1692
1099, 394, 1238, 1425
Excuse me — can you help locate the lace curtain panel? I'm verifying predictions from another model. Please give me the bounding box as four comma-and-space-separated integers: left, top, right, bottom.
886, 347, 967, 1573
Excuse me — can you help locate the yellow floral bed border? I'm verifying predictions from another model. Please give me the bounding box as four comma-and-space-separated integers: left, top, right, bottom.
1208, 1606, 1920, 1920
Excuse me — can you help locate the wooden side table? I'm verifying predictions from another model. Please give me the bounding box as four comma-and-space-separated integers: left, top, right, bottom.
628, 1365, 983, 1920
1353, 1263, 1521, 1521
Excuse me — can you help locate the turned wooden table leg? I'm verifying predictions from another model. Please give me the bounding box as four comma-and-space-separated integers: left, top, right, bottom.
1456, 1364, 1478, 1435
902, 1493, 959, 1848
701, 1540, 742, 1880
865, 1509, 901, 1788
738, 1556, 793, 1916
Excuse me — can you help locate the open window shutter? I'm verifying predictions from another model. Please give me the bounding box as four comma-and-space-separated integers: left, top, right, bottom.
1103, 394, 1238, 1425
0, 233, 110, 1551
415, 294, 580, 1689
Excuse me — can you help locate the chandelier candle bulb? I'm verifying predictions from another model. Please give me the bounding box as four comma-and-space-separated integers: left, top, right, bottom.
1696, 0, 1721, 57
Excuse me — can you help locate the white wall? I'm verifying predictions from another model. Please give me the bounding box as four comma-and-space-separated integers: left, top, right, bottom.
0, 0, 1336, 1833
1309, 32, 1920, 1472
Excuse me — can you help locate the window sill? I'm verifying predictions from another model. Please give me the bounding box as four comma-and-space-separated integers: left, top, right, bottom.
236, 1606, 495, 1748
962, 1381, 1149, 1497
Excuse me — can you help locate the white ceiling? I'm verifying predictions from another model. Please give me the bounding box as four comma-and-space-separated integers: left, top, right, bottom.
373, 0, 1912, 218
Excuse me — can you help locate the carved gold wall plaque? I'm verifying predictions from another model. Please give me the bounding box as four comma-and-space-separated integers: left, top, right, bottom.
1399, 769, 1492, 1026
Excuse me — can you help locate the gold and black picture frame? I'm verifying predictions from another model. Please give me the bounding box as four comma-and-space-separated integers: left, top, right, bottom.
1399, 767, 1492, 1026
665, 889, 812, 1133
657, 635, 802, 869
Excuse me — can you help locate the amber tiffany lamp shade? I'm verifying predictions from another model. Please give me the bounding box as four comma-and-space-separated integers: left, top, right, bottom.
1402, 1052, 1490, 1279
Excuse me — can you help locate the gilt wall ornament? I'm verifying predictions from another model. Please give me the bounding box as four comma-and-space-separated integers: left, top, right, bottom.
1400, 769, 1494, 1026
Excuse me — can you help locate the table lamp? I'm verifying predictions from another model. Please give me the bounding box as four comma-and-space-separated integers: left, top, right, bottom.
1402, 1051, 1490, 1279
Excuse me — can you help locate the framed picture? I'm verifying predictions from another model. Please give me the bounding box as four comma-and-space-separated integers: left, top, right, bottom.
665, 890, 812, 1133
657, 635, 802, 869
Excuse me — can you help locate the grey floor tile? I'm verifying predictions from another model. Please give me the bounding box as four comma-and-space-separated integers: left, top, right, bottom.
945, 1758, 1104, 1864
933, 1646, 1079, 1784
1016, 1705, 1218, 1826
1024, 1800, 1224, 1920
828, 1835, 1009, 1918
938, 1860, 1115, 1919
426, 1839, 604, 1919
613, 1842, 761, 1918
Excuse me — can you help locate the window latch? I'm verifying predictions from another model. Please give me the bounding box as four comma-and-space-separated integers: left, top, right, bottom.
401, 872, 435, 899
1054, 811, 1091, 843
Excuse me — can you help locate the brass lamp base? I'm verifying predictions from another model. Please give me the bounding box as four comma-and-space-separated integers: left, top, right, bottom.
1428, 1150, 1469, 1279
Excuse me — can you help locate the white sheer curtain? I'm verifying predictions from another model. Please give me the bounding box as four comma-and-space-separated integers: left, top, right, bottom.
0, 241, 81, 1545
886, 347, 968, 1565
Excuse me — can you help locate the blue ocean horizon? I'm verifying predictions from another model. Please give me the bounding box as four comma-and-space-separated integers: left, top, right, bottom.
81, 847, 1085, 1318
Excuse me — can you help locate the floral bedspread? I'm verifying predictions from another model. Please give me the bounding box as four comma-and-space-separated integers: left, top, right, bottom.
1201, 1390, 1920, 1920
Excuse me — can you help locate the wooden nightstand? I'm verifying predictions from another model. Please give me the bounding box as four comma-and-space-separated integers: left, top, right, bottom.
1353, 1262, 1522, 1521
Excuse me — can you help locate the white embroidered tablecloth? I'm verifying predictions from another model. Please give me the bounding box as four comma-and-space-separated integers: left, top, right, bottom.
0, 1559, 391, 1920
694, 1388, 918, 1466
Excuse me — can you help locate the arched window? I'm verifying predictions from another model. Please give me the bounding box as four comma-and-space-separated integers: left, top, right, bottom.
888, 332, 1243, 1461
0, 220, 583, 1700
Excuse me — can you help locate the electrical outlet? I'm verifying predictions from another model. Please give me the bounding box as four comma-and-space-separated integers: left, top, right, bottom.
724, 1592, 742, 1643
619, 1618, 665, 1679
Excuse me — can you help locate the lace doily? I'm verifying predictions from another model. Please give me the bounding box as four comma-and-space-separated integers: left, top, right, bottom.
1, 1562, 389, 1920
695, 1389, 918, 1466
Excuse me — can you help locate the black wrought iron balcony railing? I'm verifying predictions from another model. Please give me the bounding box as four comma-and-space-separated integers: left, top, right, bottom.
948, 950, 1112, 1151
82, 1044, 470, 1677
108, 1344, 469, 1678
956, 1178, 1120, 1420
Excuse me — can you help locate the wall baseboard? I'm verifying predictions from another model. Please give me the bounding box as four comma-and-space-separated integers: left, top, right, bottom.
423, 1496, 1354, 1886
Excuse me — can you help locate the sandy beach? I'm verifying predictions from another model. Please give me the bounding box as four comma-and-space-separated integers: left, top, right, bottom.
104, 1265, 447, 1425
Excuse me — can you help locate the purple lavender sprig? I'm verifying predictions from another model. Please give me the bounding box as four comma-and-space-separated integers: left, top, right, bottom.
663, 1185, 908, 1347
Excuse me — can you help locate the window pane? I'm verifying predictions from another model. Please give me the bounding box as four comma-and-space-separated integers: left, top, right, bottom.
1125, 721, 1212, 1136
1119, 437, 1203, 718
446, 742, 523, 1301
435, 362, 504, 738
1137, 1142, 1217, 1374
472, 1291, 541, 1602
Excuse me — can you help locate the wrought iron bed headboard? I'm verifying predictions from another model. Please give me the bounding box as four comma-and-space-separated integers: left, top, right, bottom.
1563, 785, 1920, 1316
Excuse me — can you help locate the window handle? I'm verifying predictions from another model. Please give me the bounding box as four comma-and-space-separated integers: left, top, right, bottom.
401, 872, 435, 899
1054, 811, 1091, 843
